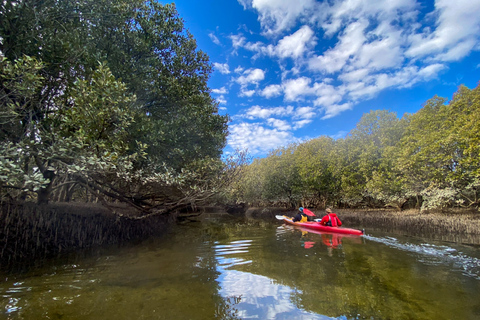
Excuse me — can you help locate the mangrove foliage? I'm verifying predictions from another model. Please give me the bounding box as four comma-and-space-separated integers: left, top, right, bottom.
229, 83, 480, 211
0, 0, 233, 215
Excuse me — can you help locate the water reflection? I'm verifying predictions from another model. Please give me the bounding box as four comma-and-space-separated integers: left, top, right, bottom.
279, 225, 363, 254
214, 238, 333, 320
1, 216, 480, 320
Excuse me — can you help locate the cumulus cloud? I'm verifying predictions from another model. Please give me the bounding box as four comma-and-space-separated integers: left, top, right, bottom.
283, 77, 314, 101
236, 68, 265, 86
225, 0, 480, 155
230, 25, 316, 61
294, 106, 316, 119
312, 82, 343, 107
260, 84, 283, 98
228, 122, 294, 155
309, 19, 368, 74
406, 0, 480, 61
238, 0, 318, 35
212, 87, 229, 94
321, 102, 352, 120
267, 118, 292, 130
214, 62, 231, 74
244, 105, 294, 119
274, 25, 316, 59
293, 119, 313, 129
240, 89, 256, 97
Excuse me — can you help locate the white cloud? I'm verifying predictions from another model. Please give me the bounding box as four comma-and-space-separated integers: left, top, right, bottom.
244, 105, 294, 119
294, 106, 316, 119
214, 62, 231, 74
234, 66, 245, 73
260, 84, 283, 98
230, 34, 246, 49
433, 39, 477, 62
230, 0, 480, 128
230, 25, 316, 61
343, 63, 446, 101
236, 68, 265, 86
321, 0, 418, 36
212, 87, 228, 94
338, 68, 370, 83
267, 118, 292, 130
238, 0, 318, 35
240, 89, 256, 97
353, 31, 404, 70
309, 19, 368, 74
228, 122, 294, 155
321, 102, 352, 120
406, 0, 480, 61
216, 95, 227, 105
209, 32, 221, 45
274, 25, 316, 59
293, 119, 313, 129
283, 77, 313, 101
312, 82, 343, 107
417, 63, 446, 79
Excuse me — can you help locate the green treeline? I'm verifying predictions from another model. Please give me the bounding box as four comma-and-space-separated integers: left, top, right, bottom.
229, 83, 480, 211
0, 0, 231, 214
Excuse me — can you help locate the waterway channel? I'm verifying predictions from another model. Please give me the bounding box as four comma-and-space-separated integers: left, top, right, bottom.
1, 213, 480, 319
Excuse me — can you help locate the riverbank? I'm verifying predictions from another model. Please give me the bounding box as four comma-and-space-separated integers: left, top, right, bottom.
336, 208, 480, 234
2, 202, 479, 270
244, 206, 480, 241
0, 202, 172, 270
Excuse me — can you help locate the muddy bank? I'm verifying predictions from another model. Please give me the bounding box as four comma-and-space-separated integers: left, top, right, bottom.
0, 202, 172, 270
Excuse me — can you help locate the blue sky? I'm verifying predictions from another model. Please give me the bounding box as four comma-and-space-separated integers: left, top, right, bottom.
172, 0, 480, 158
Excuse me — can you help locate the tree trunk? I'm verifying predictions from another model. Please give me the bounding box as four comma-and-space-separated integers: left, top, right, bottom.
37, 169, 55, 204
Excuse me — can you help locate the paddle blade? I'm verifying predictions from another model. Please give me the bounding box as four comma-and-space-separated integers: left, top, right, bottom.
275, 215, 286, 220
303, 208, 316, 216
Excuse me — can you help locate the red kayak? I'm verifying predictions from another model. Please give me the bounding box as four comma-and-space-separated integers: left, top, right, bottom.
279, 216, 364, 235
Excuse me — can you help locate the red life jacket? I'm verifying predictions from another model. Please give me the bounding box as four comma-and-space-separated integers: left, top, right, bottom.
328, 213, 341, 227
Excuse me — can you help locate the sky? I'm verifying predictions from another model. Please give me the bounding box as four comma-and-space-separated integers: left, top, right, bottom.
172, 0, 480, 158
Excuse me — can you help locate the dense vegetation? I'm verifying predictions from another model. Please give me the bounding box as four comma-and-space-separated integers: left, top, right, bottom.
0, 0, 233, 215
229, 83, 480, 211
1, 1, 478, 216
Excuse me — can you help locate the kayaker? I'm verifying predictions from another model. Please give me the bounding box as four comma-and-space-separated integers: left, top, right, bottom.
319, 208, 342, 227
292, 207, 308, 222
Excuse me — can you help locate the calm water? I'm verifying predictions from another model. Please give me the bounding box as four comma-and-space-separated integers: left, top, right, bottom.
1, 213, 480, 320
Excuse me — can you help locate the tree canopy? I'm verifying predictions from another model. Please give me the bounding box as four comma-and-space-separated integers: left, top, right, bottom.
0, 0, 230, 213
231, 83, 480, 211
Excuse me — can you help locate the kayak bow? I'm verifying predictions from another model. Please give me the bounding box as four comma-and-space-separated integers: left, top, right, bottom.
276, 215, 364, 236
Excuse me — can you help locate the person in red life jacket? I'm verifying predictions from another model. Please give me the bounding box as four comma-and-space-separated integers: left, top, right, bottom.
292, 207, 308, 222
319, 208, 342, 227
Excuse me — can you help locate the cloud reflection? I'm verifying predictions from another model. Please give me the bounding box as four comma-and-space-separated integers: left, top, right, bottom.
214, 240, 334, 319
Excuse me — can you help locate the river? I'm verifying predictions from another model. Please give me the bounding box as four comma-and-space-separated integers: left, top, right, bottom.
1, 213, 480, 319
